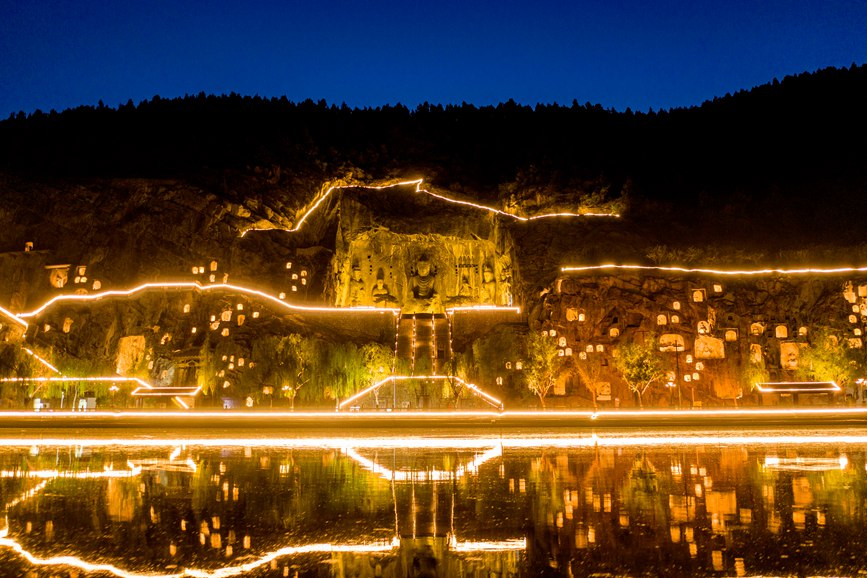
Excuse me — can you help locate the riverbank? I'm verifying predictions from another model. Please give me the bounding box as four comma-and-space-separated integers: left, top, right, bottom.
1, 408, 866, 429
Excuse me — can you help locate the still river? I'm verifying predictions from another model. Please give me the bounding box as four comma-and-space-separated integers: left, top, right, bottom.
1, 427, 866, 577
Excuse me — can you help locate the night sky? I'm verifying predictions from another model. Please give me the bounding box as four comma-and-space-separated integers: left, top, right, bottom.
1, 0, 865, 117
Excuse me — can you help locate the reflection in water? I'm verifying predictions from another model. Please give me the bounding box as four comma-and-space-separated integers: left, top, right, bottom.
0, 432, 866, 576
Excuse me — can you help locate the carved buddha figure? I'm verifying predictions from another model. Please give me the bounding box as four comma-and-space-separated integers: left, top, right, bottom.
348, 266, 366, 306
371, 271, 395, 306
480, 267, 496, 304
408, 257, 440, 312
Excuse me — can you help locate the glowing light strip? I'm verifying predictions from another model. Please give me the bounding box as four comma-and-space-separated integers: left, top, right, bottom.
131, 386, 201, 397
338, 375, 503, 410
0, 303, 27, 329
3, 480, 49, 511
451, 538, 526, 552
561, 264, 867, 276
129, 458, 197, 473
755, 381, 841, 393
4, 427, 867, 450
0, 376, 152, 388
763, 456, 848, 471
344, 445, 502, 482
22, 348, 61, 375
0, 464, 141, 479
445, 305, 521, 314
18, 282, 400, 319
239, 178, 619, 237
418, 188, 619, 222
1, 406, 867, 425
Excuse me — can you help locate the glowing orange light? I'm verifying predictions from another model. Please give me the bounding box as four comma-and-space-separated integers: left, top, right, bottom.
763, 455, 848, 471
754, 381, 841, 393
18, 281, 401, 320
338, 375, 503, 410
131, 386, 201, 397
22, 347, 62, 375
0, 304, 27, 329
561, 264, 867, 276
2, 427, 867, 451
446, 305, 521, 314
239, 178, 619, 238
344, 445, 502, 482
0, 376, 152, 388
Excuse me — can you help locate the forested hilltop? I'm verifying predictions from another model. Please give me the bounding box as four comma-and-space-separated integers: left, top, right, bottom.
1, 64, 866, 252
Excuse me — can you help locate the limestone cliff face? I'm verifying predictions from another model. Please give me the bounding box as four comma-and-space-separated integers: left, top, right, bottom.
541, 272, 867, 405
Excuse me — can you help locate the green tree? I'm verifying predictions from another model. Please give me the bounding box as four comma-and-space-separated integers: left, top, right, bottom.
796, 330, 861, 388
249, 334, 314, 409
523, 331, 564, 409
614, 339, 664, 408
573, 351, 605, 410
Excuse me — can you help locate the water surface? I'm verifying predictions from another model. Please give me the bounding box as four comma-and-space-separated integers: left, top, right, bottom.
1, 427, 866, 577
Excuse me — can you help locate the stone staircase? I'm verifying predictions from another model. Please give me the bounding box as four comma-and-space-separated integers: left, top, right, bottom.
395, 313, 451, 374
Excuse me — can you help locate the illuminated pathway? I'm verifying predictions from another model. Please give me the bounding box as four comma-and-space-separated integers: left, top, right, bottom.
239, 178, 620, 237
0, 407, 866, 428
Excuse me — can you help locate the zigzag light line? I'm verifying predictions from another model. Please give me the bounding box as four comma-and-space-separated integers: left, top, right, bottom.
240, 178, 619, 237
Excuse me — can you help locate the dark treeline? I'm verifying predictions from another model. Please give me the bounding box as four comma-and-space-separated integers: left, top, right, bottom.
0, 64, 865, 210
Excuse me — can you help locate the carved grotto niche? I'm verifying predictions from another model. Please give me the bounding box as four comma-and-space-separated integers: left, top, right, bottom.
694, 335, 725, 359
750, 322, 765, 336
659, 334, 685, 350
844, 282, 858, 304
750, 343, 763, 364
46, 265, 70, 289
724, 330, 737, 342
775, 325, 788, 339
779, 341, 800, 370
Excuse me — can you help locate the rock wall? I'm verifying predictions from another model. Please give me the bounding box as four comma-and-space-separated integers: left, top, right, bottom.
540, 272, 867, 405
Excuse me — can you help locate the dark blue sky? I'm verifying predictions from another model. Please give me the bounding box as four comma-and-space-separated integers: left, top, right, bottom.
1, 0, 865, 117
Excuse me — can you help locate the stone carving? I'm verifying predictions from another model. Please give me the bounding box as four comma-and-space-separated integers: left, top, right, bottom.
371, 270, 396, 306
659, 334, 685, 350
407, 256, 440, 313
480, 266, 496, 304
47, 265, 69, 289
779, 341, 800, 370
775, 325, 788, 339
844, 282, 858, 303
694, 335, 725, 359
566, 307, 580, 322
750, 322, 765, 336
348, 266, 367, 306
498, 269, 513, 306
750, 343, 763, 364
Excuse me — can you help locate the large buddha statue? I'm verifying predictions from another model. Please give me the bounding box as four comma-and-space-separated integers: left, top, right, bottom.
407, 256, 441, 313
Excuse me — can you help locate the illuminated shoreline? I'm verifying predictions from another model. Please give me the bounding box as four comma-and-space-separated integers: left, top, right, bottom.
0, 407, 865, 429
